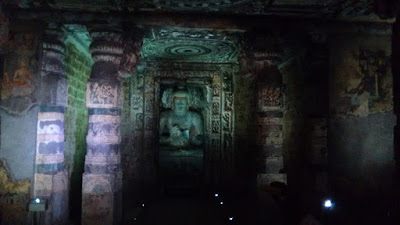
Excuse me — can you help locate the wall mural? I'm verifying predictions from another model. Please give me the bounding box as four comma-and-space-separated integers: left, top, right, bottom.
338, 48, 392, 116
0, 31, 39, 115
0, 159, 30, 225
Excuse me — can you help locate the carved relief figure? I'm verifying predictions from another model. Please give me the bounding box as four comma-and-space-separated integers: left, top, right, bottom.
89, 82, 118, 105
159, 86, 204, 148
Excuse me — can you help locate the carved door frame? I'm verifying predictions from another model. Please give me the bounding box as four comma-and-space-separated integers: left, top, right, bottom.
130, 62, 235, 187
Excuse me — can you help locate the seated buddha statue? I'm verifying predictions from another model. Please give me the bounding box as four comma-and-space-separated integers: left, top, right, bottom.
159, 87, 204, 149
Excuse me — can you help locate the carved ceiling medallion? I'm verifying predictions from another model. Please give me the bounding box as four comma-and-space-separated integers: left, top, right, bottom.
141, 28, 239, 63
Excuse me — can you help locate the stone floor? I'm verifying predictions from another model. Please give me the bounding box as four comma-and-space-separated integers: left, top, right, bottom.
124, 191, 285, 225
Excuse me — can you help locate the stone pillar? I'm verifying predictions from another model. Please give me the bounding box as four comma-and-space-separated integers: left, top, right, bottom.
394, 19, 400, 172
304, 32, 329, 193
0, 2, 8, 53
34, 25, 69, 225
247, 32, 287, 186
82, 27, 141, 225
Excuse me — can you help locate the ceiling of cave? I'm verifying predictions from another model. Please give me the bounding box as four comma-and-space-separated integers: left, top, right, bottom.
6, 0, 397, 22
141, 28, 239, 63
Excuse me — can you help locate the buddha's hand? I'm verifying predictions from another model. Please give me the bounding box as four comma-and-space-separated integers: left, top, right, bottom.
170, 126, 181, 138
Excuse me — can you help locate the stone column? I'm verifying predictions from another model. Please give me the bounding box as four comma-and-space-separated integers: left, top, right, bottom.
247, 32, 287, 186
394, 20, 400, 172
82, 27, 141, 225
34, 25, 69, 225
0, 2, 9, 53
304, 32, 329, 193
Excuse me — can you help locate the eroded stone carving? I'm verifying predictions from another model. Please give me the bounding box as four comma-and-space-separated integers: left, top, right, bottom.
159, 87, 204, 148
86, 80, 120, 108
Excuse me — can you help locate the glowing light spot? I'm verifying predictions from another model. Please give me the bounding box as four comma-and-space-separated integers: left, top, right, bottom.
220, 201, 224, 205
229, 217, 234, 221
324, 199, 333, 208
35, 198, 40, 204
214, 193, 219, 197
142, 203, 145, 207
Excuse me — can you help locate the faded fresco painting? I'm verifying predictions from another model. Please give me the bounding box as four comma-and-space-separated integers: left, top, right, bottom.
0, 159, 30, 225
0, 32, 39, 115
334, 48, 392, 117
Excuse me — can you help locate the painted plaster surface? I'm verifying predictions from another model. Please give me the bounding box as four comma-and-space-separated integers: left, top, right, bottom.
0, 31, 39, 115
330, 112, 396, 198
0, 159, 30, 225
329, 32, 395, 200
0, 106, 37, 180
329, 34, 392, 117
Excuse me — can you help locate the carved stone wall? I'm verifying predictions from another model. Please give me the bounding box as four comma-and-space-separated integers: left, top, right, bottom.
64, 40, 92, 223
122, 62, 236, 196
304, 32, 329, 194
233, 65, 256, 190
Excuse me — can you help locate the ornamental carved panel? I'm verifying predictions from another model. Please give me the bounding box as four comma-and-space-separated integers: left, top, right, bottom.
257, 85, 283, 110
86, 80, 121, 108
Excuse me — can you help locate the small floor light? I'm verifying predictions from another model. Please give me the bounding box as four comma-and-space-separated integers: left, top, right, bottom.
220, 201, 224, 205
323, 199, 333, 209
214, 193, 219, 197
228, 217, 234, 221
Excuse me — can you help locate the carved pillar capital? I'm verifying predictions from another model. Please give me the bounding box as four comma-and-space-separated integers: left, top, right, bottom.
40, 24, 68, 107
242, 31, 283, 83
41, 24, 66, 76
89, 27, 124, 80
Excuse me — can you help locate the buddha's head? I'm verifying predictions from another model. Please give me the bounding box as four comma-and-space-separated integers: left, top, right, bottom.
171, 87, 190, 116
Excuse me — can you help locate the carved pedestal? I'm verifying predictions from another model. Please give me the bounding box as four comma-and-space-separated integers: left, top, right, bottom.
34, 26, 69, 225
159, 148, 203, 191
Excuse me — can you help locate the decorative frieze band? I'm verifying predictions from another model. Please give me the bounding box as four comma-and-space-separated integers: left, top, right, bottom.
38, 112, 65, 121
84, 153, 120, 166
35, 153, 65, 165
89, 114, 121, 123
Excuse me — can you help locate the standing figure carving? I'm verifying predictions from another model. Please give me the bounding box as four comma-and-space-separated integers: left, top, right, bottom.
159, 86, 204, 148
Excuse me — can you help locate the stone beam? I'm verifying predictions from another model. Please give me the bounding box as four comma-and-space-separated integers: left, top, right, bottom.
4, 7, 395, 34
